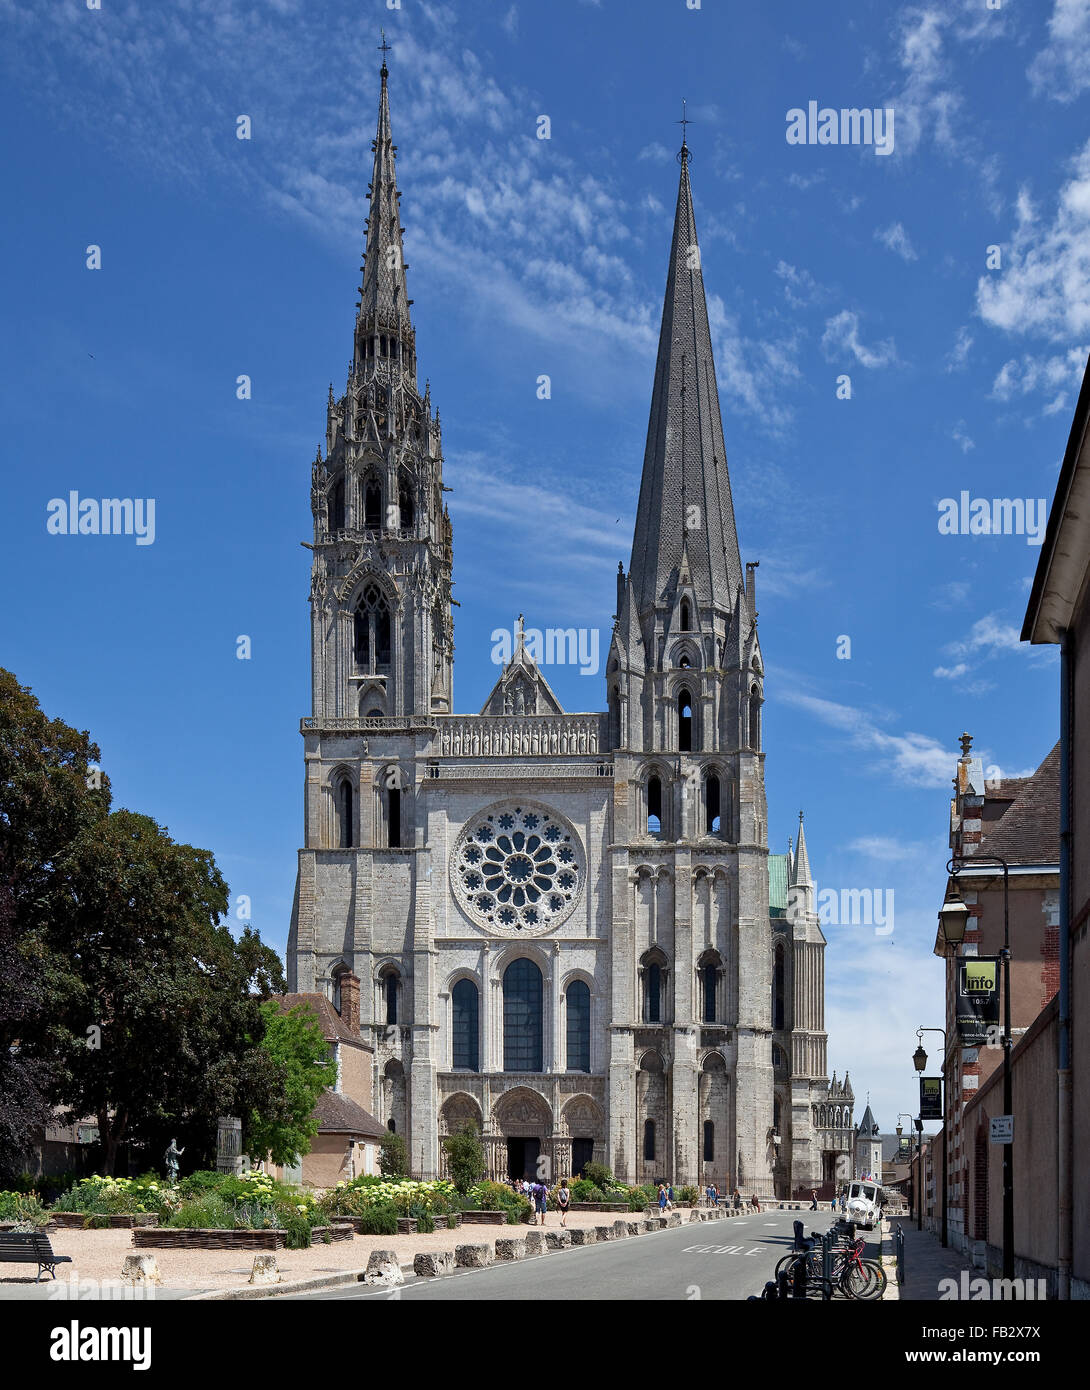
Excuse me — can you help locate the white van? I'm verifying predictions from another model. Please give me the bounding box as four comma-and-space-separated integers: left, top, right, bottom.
844, 1180, 882, 1231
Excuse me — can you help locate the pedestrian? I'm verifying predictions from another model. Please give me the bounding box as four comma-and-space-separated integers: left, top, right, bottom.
666, 1183, 675, 1209
810, 1189, 818, 1211
534, 1181, 548, 1225
657, 1183, 668, 1213
830, 1196, 837, 1212
557, 1180, 570, 1228
732, 1188, 741, 1211
751, 1192, 760, 1213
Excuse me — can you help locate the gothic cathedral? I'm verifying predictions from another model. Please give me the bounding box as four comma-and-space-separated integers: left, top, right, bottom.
287, 62, 851, 1195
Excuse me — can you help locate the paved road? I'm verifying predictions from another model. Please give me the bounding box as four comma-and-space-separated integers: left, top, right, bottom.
285, 1209, 854, 1302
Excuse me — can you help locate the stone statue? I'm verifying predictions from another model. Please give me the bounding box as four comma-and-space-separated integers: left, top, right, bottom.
164, 1137, 185, 1181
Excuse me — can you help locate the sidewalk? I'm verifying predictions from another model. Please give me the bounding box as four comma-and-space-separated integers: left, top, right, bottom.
881, 1219, 974, 1301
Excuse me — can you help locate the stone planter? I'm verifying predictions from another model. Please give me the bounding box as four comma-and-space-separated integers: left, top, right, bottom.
569, 1202, 630, 1213
52, 1212, 159, 1230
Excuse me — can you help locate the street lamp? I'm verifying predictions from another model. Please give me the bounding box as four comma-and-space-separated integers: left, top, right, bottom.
947, 853, 1014, 1282
914, 1026, 950, 1248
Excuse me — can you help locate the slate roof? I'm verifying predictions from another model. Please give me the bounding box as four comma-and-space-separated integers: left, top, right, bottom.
314, 1091, 387, 1139
978, 743, 1061, 866
768, 854, 788, 915
275, 993, 360, 1047
856, 1104, 879, 1137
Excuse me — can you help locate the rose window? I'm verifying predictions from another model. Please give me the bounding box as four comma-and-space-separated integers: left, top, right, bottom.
451, 802, 585, 934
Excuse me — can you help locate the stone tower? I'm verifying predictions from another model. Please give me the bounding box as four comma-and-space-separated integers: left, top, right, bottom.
307, 55, 453, 727
605, 136, 773, 1193
855, 1103, 883, 1181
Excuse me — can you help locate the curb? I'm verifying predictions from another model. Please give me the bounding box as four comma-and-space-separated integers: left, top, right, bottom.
185, 1207, 739, 1300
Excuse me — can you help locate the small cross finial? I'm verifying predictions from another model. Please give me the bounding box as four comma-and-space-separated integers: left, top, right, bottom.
378, 29, 391, 71
676, 99, 692, 163
959, 731, 973, 758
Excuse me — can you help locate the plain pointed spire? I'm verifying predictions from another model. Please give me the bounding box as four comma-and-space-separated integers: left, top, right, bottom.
628, 143, 744, 615
790, 811, 813, 887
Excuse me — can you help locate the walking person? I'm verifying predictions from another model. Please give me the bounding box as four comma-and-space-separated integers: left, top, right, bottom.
810, 1189, 818, 1211
556, 1180, 571, 1228
751, 1192, 760, 1213
666, 1182, 675, 1210
533, 1180, 548, 1225
657, 1183, 668, 1213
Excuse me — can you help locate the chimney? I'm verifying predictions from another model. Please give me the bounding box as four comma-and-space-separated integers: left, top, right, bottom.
339, 972, 361, 1034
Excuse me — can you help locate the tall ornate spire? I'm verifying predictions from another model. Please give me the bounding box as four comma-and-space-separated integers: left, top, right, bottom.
628, 143, 744, 615
355, 55, 414, 375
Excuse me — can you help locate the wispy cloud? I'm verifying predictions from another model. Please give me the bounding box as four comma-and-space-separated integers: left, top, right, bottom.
990, 347, 1088, 416
944, 325, 973, 371
776, 689, 954, 787
1028, 0, 1090, 103
821, 310, 899, 369
875, 222, 918, 261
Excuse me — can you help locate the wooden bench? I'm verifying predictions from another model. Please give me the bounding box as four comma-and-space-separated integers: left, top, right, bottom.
0, 1231, 72, 1281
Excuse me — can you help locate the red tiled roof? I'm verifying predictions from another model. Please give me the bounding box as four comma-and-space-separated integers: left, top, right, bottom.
273, 993, 360, 1046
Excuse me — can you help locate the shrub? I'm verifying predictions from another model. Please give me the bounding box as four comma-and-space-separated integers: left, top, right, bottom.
579, 1162, 617, 1191
281, 1209, 313, 1249
167, 1195, 235, 1229
410, 1205, 436, 1234
358, 1203, 399, 1236
442, 1124, 484, 1195
626, 1185, 656, 1212
677, 1186, 699, 1205
379, 1132, 408, 1178
569, 1179, 606, 1204
0, 1191, 49, 1227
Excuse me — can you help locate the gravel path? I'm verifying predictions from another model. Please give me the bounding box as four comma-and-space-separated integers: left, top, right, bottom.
2, 1211, 627, 1294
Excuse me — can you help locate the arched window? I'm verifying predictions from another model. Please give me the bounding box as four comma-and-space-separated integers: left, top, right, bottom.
749, 686, 761, 750
647, 776, 662, 835
773, 1096, 782, 1134
452, 979, 479, 1071
608, 688, 621, 750
387, 787, 401, 848
643, 1119, 656, 1162
701, 963, 717, 1023
566, 980, 591, 1072
329, 478, 345, 532
680, 599, 691, 631
647, 963, 661, 1023
678, 689, 693, 752
338, 780, 354, 849
385, 972, 399, 1024
354, 583, 392, 672
773, 944, 785, 1031
399, 476, 414, 530
387, 1118, 396, 1133
364, 480, 381, 530
703, 1120, 714, 1162
503, 958, 543, 1072
706, 775, 721, 834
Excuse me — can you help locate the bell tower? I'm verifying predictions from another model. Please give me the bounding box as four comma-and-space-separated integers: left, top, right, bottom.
308, 56, 453, 721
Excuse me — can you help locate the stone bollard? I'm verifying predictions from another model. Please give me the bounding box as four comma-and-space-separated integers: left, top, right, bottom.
455, 1243, 493, 1268
611, 1220, 629, 1239
413, 1250, 455, 1278
545, 1229, 571, 1250
667, 1211, 682, 1227
494, 1237, 526, 1261
569, 1227, 596, 1246
595, 1225, 614, 1242
364, 1249, 404, 1286
626, 1220, 642, 1236
247, 1254, 280, 1285
121, 1254, 162, 1286
523, 1230, 546, 1256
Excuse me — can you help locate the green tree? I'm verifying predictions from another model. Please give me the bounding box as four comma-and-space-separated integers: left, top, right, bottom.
46, 808, 287, 1172
246, 1002, 336, 1167
379, 1130, 408, 1177
442, 1122, 484, 1194
0, 669, 110, 1178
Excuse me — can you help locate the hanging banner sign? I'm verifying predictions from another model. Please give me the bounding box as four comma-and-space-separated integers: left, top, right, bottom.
955, 956, 1000, 1043
919, 1076, 943, 1120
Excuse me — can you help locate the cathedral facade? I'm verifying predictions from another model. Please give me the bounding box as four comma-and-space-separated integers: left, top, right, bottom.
287, 63, 848, 1194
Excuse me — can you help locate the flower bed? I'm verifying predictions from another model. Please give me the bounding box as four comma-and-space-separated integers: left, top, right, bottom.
132, 1224, 351, 1251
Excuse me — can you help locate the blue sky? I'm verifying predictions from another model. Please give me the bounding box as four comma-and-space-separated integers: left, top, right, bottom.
1, 0, 1086, 1129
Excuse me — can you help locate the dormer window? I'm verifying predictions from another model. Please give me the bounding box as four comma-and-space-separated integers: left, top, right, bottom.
680, 599, 691, 631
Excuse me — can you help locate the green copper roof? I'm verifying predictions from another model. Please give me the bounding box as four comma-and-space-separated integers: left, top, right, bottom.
769, 854, 789, 915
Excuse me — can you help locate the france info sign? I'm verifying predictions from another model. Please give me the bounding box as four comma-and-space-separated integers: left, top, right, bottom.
920, 1076, 943, 1120
956, 956, 1000, 1044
